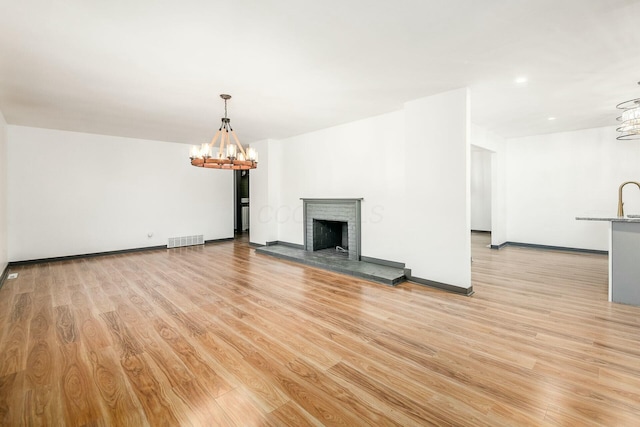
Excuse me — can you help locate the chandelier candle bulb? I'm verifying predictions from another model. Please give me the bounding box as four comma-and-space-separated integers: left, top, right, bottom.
621, 105, 640, 132
227, 144, 236, 159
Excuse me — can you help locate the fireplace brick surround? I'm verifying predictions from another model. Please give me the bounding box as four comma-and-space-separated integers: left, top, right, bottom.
302, 198, 362, 261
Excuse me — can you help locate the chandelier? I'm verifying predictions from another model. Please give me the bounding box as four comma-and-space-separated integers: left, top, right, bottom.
616, 83, 640, 140
190, 94, 258, 169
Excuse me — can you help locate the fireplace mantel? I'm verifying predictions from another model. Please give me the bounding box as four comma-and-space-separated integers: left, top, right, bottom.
301, 198, 362, 261
300, 198, 364, 202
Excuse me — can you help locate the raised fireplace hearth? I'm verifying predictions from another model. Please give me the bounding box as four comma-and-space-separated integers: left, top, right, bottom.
302, 198, 362, 261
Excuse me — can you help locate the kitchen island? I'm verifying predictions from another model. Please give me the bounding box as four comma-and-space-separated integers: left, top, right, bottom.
576, 215, 640, 306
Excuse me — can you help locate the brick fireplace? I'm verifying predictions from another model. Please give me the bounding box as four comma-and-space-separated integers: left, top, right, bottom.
302, 198, 362, 261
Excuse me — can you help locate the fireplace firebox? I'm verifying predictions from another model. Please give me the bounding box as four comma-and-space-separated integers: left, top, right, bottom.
313, 219, 348, 251
302, 198, 362, 261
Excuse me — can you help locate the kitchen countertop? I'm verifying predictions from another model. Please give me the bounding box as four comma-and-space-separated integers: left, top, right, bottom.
576, 214, 640, 222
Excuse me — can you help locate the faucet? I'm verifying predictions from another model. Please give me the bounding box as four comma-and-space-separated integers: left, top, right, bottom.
617, 181, 640, 217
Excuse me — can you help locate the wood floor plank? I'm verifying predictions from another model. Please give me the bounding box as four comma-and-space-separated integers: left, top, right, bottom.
195, 331, 290, 413
0, 371, 25, 425
120, 353, 183, 426
151, 317, 234, 398
55, 305, 79, 345
133, 279, 206, 336
0, 323, 29, 377
216, 386, 269, 426
0, 292, 34, 376
23, 295, 62, 425
265, 400, 325, 427
218, 303, 343, 371
86, 346, 149, 427
59, 342, 106, 426
73, 307, 112, 352
72, 293, 147, 426
100, 311, 143, 359
86, 285, 116, 315
10, 292, 33, 323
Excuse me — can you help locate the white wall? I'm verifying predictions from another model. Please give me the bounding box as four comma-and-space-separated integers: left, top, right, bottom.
249, 139, 280, 245
470, 124, 507, 246
271, 111, 408, 264
0, 111, 7, 274
470, 147, 492, 231
7, 126, 234, 261
506, 126, 640, 251
252, 89, 471, 291
404, 89, 470, 288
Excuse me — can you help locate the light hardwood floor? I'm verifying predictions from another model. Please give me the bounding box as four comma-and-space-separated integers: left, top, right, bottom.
0, 233, 639, 426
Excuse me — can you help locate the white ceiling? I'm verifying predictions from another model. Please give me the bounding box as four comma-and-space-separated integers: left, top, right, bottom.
1, 0, 639, 144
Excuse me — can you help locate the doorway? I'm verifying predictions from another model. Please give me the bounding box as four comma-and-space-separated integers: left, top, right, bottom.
234, 170, 250, 237
470, 145, 492, 233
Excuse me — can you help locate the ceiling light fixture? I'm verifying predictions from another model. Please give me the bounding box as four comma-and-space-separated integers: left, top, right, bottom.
514, 76, 528, 84
547, 117, 556, 121
189, 94, 258, 169
616, 83, 640, 140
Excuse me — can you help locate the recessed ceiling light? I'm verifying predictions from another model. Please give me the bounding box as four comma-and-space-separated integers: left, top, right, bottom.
548, 116, 556, 121
514, 76, 528, 84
